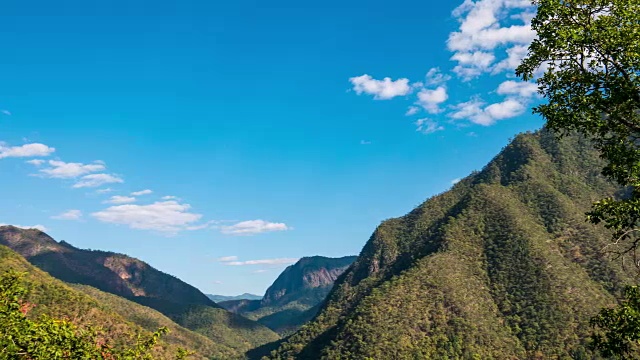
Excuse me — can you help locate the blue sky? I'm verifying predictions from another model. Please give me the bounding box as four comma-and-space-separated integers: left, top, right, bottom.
0, 0, 543, 295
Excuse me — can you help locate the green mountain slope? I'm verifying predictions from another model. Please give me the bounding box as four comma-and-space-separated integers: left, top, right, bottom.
220, 256, 356, 335
0, 226, 279, 357
262, 130, 636, 359
0, 244, 235, 359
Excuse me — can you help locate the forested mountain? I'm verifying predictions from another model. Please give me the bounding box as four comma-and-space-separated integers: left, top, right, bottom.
219, 256, 356, 335
0, 226, 279, 358
0, 244, 234, 359
258, 130, 638, 359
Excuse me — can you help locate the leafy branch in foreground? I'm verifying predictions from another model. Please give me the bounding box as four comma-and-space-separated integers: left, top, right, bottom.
0, 269, 191, 359
517, 0, 640, 357
591, 286, 640, 359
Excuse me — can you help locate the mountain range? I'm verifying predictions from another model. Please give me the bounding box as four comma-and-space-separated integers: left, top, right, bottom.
218, 256, 356, 334
0, 226, 279, 359
254, 130, 637, 359
2, 129, 636, 359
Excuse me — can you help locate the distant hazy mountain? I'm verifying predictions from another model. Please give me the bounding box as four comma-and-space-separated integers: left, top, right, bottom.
258, 130, 637, 359
219, 255, 356, 334
0, 226, 279, 357
207, 293, 262, 303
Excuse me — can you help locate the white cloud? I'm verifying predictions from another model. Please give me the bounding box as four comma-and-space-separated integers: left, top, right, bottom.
0, 143, 55, 159
416, 86, 448, 113
38, 160, 105, 179
217, 256, 239, 262
222, 258, 299, 266
73, 174, 123, 188
0, 223, 47, 232
220, 220, 291, 236
451, 51, 496, 80
405, 106, 420, 116
451, 178, 462, 185
92, 200, 203, 233
51, 210, 82, 221
1, 110, 11, 116
447, 0, 535, 78
450, 97, 526, 126
496, 80, 538, 98
105, 195, 136, 204
492, 44, 529, 73
360, 140, 372, 145
415, 118, 444, 134
26, 159, 45, 166
448, 0, 534, 52
162, 195, 178, 200
96, 188, 114, 194
485, 98, 526, 119
349, 74, 412, 100
131, 189, 152, 196
212, 280, 223, 285
252, 269, 269, 274
424, 67, 451, 86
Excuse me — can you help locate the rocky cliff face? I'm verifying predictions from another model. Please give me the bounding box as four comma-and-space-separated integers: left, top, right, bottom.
220, 256, 357, 335
261, 256, 356, 307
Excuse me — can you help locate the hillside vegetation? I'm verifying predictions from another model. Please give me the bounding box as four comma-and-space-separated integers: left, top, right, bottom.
261, 130, 638, 359
0, 244, 212, 359
0, 226, 279, 358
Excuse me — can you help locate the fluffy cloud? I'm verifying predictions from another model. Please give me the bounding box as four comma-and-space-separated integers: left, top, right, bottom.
92, 200, 204, 233
496, 80, 538, 98
221, 258, 299, 266
96, 188, 114, 194
492, 44, 529, 73
448, 0, 535, 79
162, 195, 178, 200
131, 189, 152, 196
73, 174, 123, 188
416, 86, 448, 113
219, 220, 291, 236
451, 178, 462, 185
0, 143, 55, 159
415, 119, 444, 134
105, 195, 136, 204
37, 160, 105, 178
350, 74, 412, 100
450, 97, 525, 126
451, 51, 496, 80
448, 0, 534, 52
51, 210, 82, 221
0, 223, 47, 231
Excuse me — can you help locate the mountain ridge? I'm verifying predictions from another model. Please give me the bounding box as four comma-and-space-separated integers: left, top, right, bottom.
260, 129, 636, 359
0, 226, 280, 356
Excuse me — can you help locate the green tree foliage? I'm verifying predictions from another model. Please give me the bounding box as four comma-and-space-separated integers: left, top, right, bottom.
591, 286, 640, 359
517, 0, 640, 358
517, 0, 640, 261
0, 269, 184, 359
